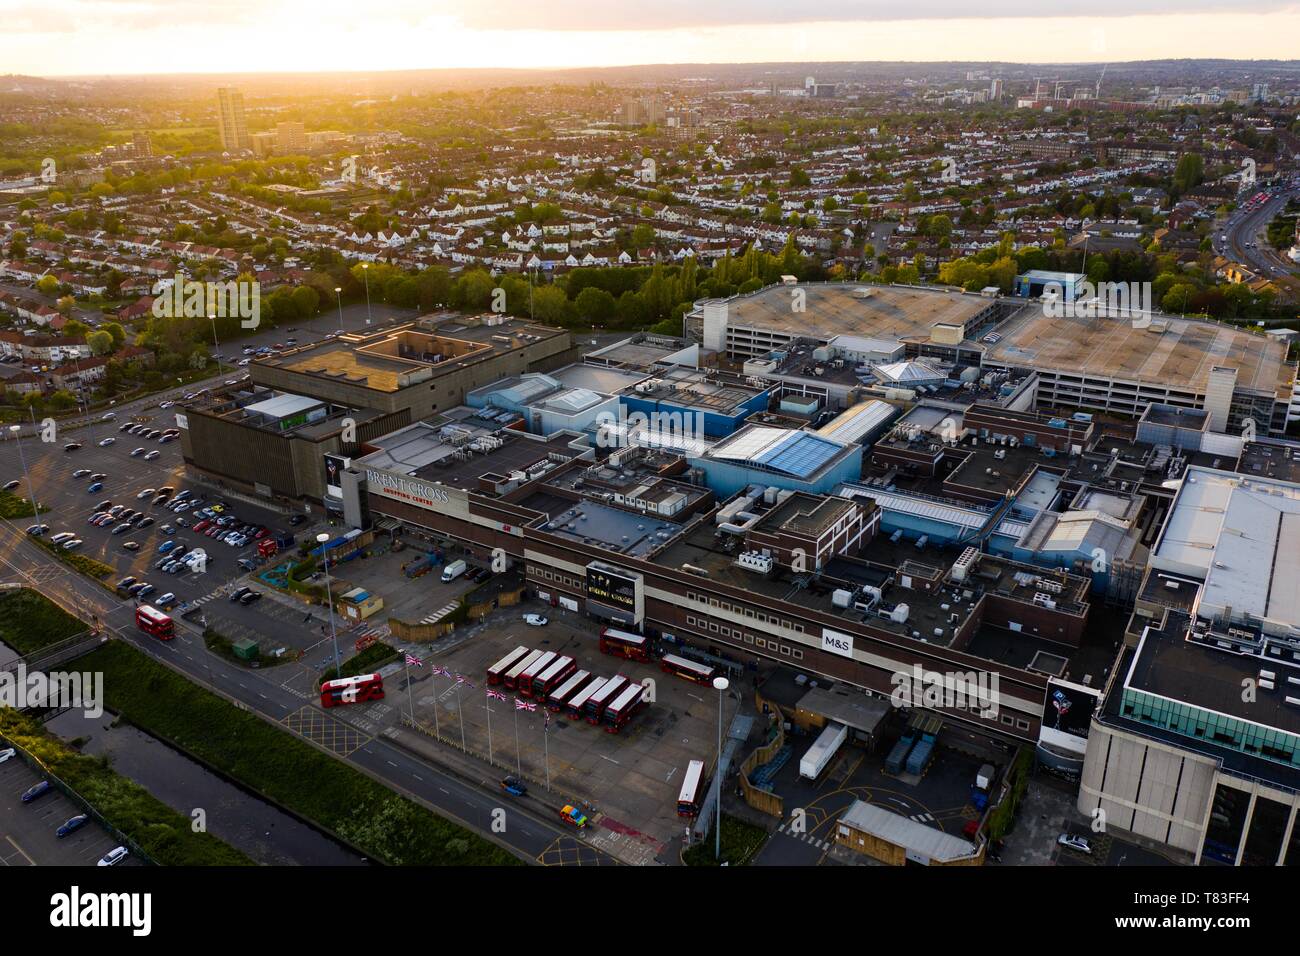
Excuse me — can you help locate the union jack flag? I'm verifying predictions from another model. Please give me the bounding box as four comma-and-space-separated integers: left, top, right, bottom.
405, 653, 424, 667
514, 698, 536, 712
486, 689, 508, 701
432, 666, 452, 678
456, 674, 475, 688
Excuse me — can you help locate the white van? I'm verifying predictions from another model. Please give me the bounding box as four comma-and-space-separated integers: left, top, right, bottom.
441, 559, 467, 583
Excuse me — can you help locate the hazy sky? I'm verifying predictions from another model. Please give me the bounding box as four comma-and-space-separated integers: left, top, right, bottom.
3, 0, 1298, 76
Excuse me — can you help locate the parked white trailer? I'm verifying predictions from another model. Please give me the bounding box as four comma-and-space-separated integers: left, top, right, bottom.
799, 721, 848, 780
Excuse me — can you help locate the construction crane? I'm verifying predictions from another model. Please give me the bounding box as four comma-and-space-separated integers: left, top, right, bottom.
1095, 63, 1108, 101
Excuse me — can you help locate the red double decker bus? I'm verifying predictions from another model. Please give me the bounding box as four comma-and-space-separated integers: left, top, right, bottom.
517, 651, 557, 698
585, 674, 628, 724
599, 628, 651, 662
660, 653, 716, 685
602, 681, 648, 734
565, 676, 606, 720
135, 604, 174, 641
546, 668, 590, 712
530, 655, 575, 701
320, 673, 385, 708
486, 646, 529, 685
502, 650, 544, 691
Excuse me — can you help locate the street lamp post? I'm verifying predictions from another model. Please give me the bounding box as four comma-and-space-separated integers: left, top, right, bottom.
9, 424, 39, 525
713, 675, 729, 861
317, 532, 341, 676
334, 287, 344, 333
208, 314, 223, 375
361, 263, 372, 326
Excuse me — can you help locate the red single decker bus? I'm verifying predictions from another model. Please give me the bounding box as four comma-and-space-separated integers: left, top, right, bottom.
320, 673, 385, 708
602, 681, 649, 733
487, 646, 530, 685
584, 674, 628, 724
599, 628, 651, 662
660, 653, 716, 686
530, 655, 575, 701
135, 604, 175, 641
546, 669, 591, 712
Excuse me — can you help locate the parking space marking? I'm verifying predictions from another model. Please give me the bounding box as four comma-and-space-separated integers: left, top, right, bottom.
4, 834, 34, 866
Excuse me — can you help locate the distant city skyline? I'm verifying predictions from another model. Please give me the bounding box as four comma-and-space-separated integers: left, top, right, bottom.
2, 2, 1299, 76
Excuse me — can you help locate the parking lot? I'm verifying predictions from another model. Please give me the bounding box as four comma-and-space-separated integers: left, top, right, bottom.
0, 752, 142, 866
398, 601, 740, 855
0, 410, 318, 616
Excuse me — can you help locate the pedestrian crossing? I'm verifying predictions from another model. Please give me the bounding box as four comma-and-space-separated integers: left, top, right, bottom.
418, 603, 458, 624
775, 822, 833, 851
352, 621, 390, 642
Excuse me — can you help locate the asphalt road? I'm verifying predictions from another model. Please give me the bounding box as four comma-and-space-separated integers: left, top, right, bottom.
1216, 184, 1300, 296
0, 497, 613, 865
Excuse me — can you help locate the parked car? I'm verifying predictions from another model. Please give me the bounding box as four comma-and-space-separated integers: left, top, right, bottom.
97, 438, 115, 447
0, 747, 15, 764
73, 469, 92, 478
500, 776, 528, 797
130, 447, 146, 457
238, 590, 261, 605
3, 478, 20, 491
523, 614, 549, 627
61, 539, 83, 550
97, 846, 129, 866
1057, 833, 1092, 855
63, 442, 82, 452
25, 524, 49, 536
87, 482, 103, 493
156, 592, 177, 608
122, 542, 140, 552
56, 814, 90, 838
144, 450, 160, 461
21, 780, 52, 803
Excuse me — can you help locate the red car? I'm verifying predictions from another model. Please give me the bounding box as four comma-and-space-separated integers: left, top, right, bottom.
193, 520, 211, 533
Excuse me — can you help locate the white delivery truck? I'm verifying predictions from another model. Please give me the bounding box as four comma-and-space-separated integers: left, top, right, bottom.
441, 559, 467, 583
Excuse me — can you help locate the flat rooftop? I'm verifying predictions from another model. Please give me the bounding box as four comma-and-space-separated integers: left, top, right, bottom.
1126, 620, 1300, 737
357, 415, 581, 492
713, 283, 994, 342
520, 491, 687, 558
984, 308, 1290, 395
1238, 440, 1300, 484
629, 367, 766, 415
255, 318, 566, 393
1153, 466, 1300, 631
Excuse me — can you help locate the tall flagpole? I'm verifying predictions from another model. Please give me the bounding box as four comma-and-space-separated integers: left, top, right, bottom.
486, 693, 494, 766
543, 710, 551, 791
403, 656, 415, 722
514, 706, 522, 774
431, 670, 441, 739
457, 680, 467, 751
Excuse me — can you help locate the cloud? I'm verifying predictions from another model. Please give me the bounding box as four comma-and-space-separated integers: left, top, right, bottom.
444, 0, 1286, 31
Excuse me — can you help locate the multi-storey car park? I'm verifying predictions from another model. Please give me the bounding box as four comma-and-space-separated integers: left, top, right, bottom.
686, 280, 1298, 436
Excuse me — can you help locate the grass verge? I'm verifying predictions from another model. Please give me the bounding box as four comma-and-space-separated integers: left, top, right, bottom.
80, 640, 521, 865
0, 709, 251, 865
0, 586, 88, 655
683, 813, 768, 866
